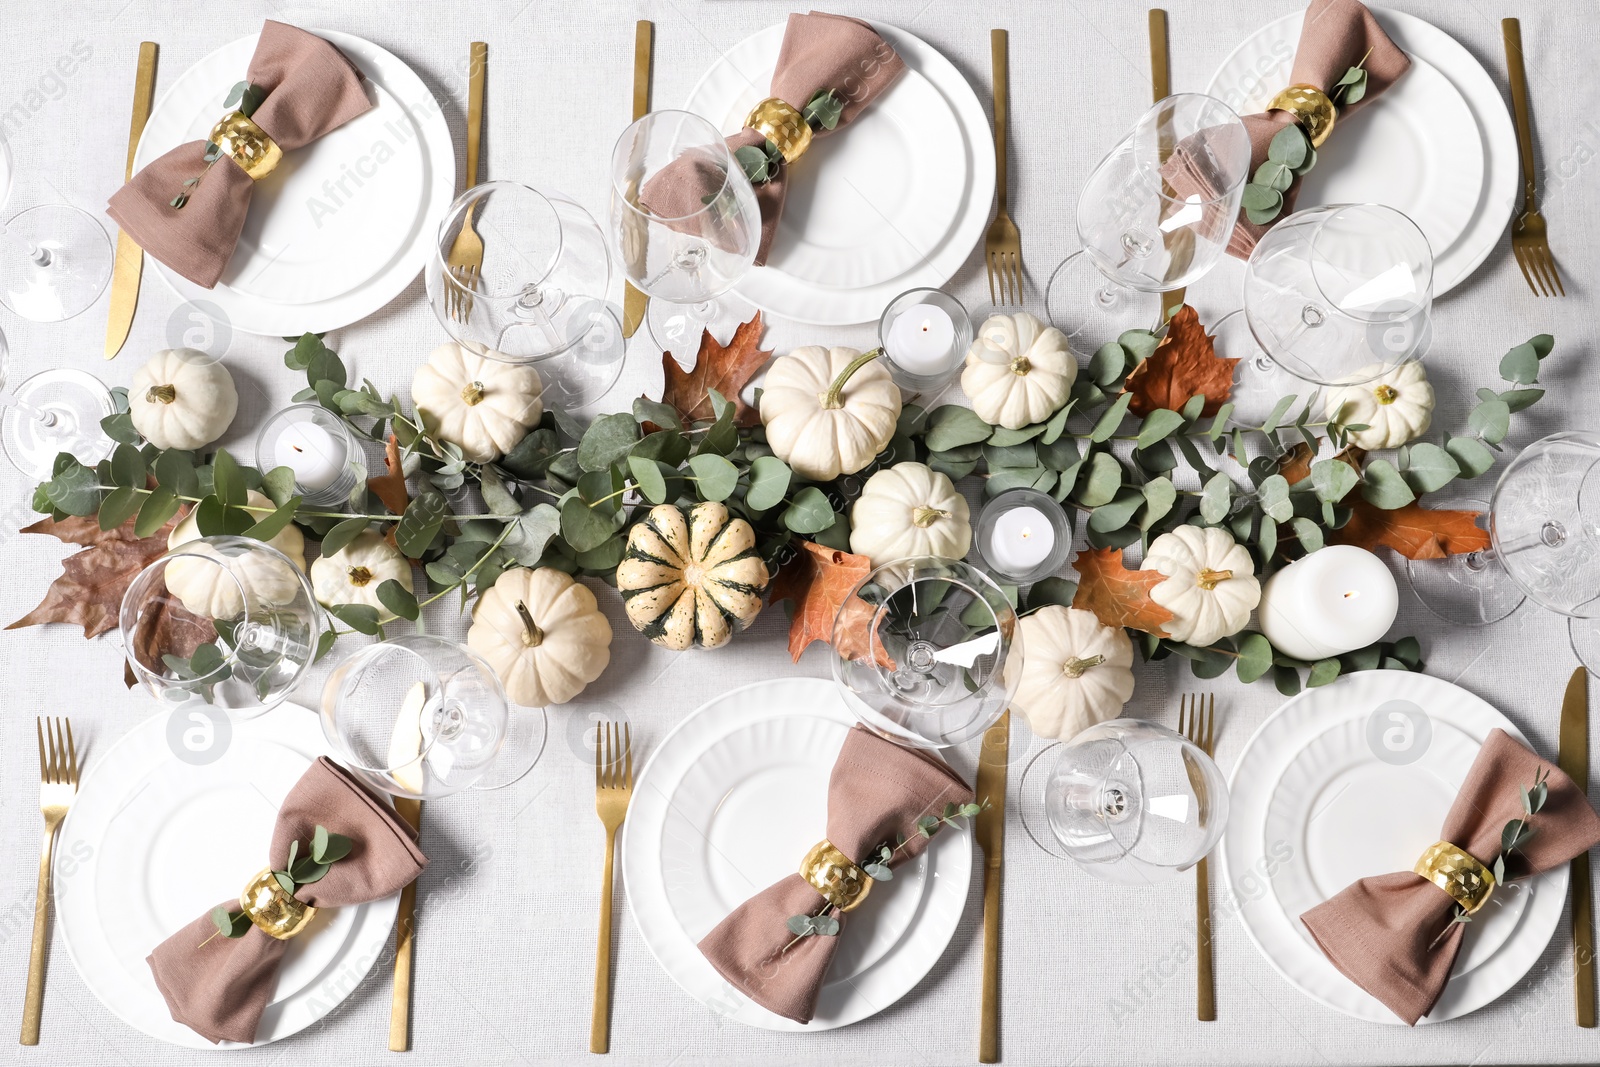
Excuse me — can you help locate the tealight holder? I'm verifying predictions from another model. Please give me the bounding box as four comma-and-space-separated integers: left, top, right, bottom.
975, 488, 1072, 584
877, 287, 972, 392
254, 404, 365, 507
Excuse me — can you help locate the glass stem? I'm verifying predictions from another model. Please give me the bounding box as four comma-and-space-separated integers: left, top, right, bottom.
0, 392, 58, 429
0, 222, 49, 267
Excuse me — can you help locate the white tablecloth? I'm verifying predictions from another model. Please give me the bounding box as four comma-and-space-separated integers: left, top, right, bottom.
1, 1, 1597, 1063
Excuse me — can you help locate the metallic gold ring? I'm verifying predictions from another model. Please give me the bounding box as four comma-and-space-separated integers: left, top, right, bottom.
1413, 840, 1496, 914
799, 840, 873, 912
208, 110, 282, 181
1266, 84, 1338, 148
743, 97, 812, 164
240, 867, 316, 939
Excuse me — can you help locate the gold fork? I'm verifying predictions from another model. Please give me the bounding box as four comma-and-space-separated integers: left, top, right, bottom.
1502, 18, 1564, 297
1178, 694, 1216, 1022
984, 29, 1023, 305
21, 718, 78, 1046
591, 721, 633, 1054
445, 42, 488, 322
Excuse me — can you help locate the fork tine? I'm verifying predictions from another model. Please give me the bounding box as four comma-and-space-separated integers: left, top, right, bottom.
624, 722, 633, 789
36, 717, 46, 784
1546, 252, 1566, 296
1177, 694, 1189, 741
1534, 248, 1562, 297
65, 719, 78, 787
594, 718, 602, 789
48, 719, 63, 785
1010, 253, 1024, 305
1205, 694, 1215, 755
1525, 247, 1552, 297
986, 257, 998, 306
1512, 245, 1539, 295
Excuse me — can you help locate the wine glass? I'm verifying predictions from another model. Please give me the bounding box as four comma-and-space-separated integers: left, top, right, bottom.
0, 321, 115, 479
0, 134, 112, 321
1243, 203, 1433, 387
1046, 94, 1251, 354
120, 536, 320, 716
609, 110, 761, 364
426, 181, 622, 409
831, 557, 1019, 749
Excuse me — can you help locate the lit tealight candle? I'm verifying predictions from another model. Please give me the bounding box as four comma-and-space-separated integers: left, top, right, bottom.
1257, 545, 1399, 660
885, 302, 958, 376
987, 505, 1055, 574
274, 421, 344, 493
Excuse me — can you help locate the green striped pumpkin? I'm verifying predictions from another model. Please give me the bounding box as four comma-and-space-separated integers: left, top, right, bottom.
616, 502, 770, 650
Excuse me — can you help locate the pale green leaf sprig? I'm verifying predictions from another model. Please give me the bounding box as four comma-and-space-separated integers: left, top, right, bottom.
172, 81, 268, 209
208, 825, 353, 941
1433, 767, 1550, 946
736, 89, 846, 186
1240, 56, 1369, 226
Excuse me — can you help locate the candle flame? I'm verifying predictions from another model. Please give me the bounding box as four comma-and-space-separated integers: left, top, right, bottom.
1343, 591, 1358, 599
1020, 527, 1033, 540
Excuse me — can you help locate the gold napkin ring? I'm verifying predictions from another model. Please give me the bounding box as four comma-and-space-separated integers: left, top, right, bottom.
1266, 84, 1338, 148
239, 867, 316, 939
744, 98, 813, 164
208, 111, 283, 181
799, 840, 873, 912
1413, 840, 1496, 914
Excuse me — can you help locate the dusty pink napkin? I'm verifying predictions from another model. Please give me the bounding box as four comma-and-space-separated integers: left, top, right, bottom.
107, 21, 373, 289
147, 757, 426, 1044
1301, 728, 1600, 1025
638, 11, 904, 265
697, 725, 972, 1024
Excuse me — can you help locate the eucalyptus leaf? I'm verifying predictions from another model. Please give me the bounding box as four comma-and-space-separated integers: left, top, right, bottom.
782, 486, 835, 534
1499, 341, 1542, 385
925, 406, 993, 451
1308, 658, 1342, 687
632, 396, 683, 432
1118, 329, 1160, 363
1401, 442, 1460, 493
1088, 488, 1143, 533
1445, 436, 1496, 478
984, 466, 1056, 497
395, 490, 450, 556
98, 486, 143, 530
561, 495, 620, 552
1089, 342, 1128, 387
1268, 124, 1309, 168
627, 455, 668, 504
688, 453, 739, 502
1468, 399, 1511, 445
1089, 391, 1133, 443
1077, 452, 1123, 507
1200, 472, 1233, 523
377, 579, 420, 621
1135, 408, 1186, 451
1290, 516, 1325, 553
45, 463, 101, 516
745, 455, 792, 511
1236, 632, 1274, 683
134, 486, 181, 537
211, 448, 247, 507
1262, 394, 1298, 435
1359, 459, 1415, 510
245, 497, 302, 541
1310, 458, 1359, 503
331, 603, 382, 635
577, 413, 642, 472
500, 427, 560, 478
1025, 576, 1078, 612
100, 411, 141, 445
1256, 474, 1293, 522
1138, 477, 1178, 531
110, 443, 145, 489
320, 517, 371, 558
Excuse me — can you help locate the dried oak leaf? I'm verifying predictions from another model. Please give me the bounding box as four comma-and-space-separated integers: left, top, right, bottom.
1071, 546, 1175, 637
369, 433, 410, 516
767, 540, 887, 665
1123, 305, 1237, 417
9, 510, 188, 640
1333, 499, 1490, 560
657, 312, 771, 427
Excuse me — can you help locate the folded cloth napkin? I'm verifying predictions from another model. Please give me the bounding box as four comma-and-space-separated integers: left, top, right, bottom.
147, 757, 426, 1044
638, 11, 904, 265
697, 725, 972, 1024
107, 21, 373, 289
1301, 728, 1600, 1025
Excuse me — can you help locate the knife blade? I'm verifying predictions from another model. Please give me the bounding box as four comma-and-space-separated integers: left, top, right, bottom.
621, 20, 653, 339
105, 42, 157, 360
388, 681, 427, 1051
974, 710, 1009, 1063
1560, 665, 1595, 1027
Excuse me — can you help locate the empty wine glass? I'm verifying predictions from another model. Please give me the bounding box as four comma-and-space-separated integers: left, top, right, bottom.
609, 110, 761, 364
0, 321, 115, 479
1243, 203, 1433, 387
0, 135, 112, 321
831, 557, 1019, 749
1047, 94, 1250, 354
120, 536, 320, 716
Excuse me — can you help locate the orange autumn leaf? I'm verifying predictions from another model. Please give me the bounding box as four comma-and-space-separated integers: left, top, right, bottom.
657, 312, 771, 427
1333, 499, 1491, 560
369, 433, 410, 516
768, 540, 887, 665
9, 511, 187, 639
1071, 546, 1175, 637
1123, 305, 1237, 418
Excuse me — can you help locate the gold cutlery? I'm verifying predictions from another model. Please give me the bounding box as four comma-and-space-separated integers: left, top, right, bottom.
1559, 666, 1595, 1026
621, 21, 654, 339
974, 710, 1009, 1063
1502, 18, 1564, 296
1148, 10, 1185, 319
21, 718, 78, 1046
1178, 693, 1217, 1021
105, 42, 158, 359
984, 30, 1023, 306
388, 681, 427, 1051
445, 42, 488, 323
591, 720, 632, 1054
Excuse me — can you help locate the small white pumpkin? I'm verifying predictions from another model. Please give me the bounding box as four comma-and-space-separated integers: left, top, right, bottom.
165, 491, 307, 618
616, 502, 770, 650
128, 349, 238, 450
849, 462, 972, 566
759, 346, 902, 482
411, 342, 544, 463
1006, 606, 1135, 740
1142, 525, 1260, 646
468, 567, 613, 706
1323, 361, 1434, 450
310, 531, 413, 620
960, 313, 1078, 429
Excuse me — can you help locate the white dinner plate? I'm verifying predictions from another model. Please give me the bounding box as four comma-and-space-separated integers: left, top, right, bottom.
1206, 7, 1518, 296
684, 22, 995, 325
134, 29, 454, 334
622, 678, 972, 1031
56, 705, 400, 1048
1222, 671, 1566, 1024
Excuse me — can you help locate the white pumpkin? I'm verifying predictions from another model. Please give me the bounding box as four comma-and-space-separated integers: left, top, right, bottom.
1006, 606, 1135, 740
1142, 525, 1260, 646
468, 567, 613, 706
759, 346, 902, 482
849, 462, 971, 566
411, 342, 544, 463
960, 313, 1078, 429
1324, 361, 1434, 450
128, 349, 238, 450
310, 531, 413, 620
615, 502, 770, 650
165, 492, 308, 619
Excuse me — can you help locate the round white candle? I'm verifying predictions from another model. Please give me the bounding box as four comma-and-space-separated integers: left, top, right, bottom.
886, 303, 958, 376
987, 505, 1055, 574
1257, 545, 1399, 660
274, 421, 345, 493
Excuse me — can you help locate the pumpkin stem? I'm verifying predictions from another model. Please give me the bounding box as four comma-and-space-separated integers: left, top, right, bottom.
820, 348, 883, 410
346, 566, 374, 587
461, 381, 486, 406
514, 599, 544, 647
1197, 568, 1233, 590
146, 384, 177, 405
1010, 355, 1032, 376
1061, 654, 1105, 679
1373, 383, 1399, 405
912, 505, 950, 528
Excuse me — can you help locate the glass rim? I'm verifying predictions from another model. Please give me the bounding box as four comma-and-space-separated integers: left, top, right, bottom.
1306, 202, 1436, 310
609, 109, 744, 223
431, 180, 566, 299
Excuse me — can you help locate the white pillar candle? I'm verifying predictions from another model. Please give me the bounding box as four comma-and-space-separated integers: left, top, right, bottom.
986, 505, 1055, 574
274, 421, 345, 492
885, 303, 958, 376
1257, 545, 1399, 661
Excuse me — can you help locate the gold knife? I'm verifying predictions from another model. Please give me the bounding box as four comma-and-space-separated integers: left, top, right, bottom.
974, 710, 1009, 1064
1560, 665, 1596, 1027
105, 42, 158, 359
388, 681, 427, 1051
621, 21, 653, 339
